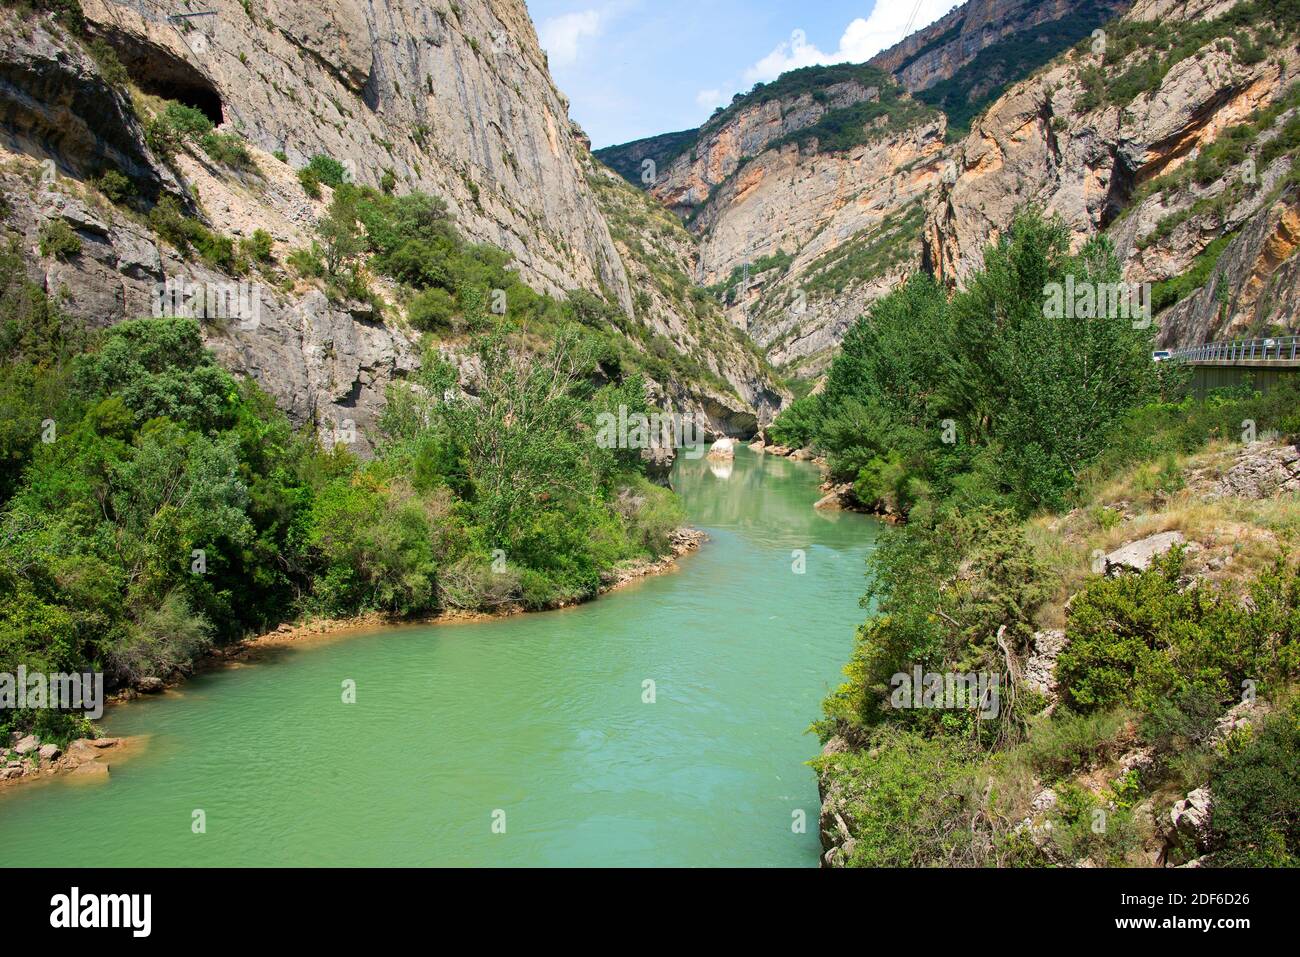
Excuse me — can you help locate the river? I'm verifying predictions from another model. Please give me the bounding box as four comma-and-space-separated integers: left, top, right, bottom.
0, 447, 879, 867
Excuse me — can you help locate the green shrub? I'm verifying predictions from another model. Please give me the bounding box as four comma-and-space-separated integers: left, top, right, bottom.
94, 168, 133, 204
1023, 708, 1134, 781
306, 476, 437, 616
819, 507, 1054, 742
1207, 700, 1300, 866
161, 102, 213, 137
302, 154, 349, 188
106, 589, 213, 682
298, 167, 322, 199
811, 728, 1009, 866
407, 287, 456, 330
38, 219, 81, 260
200, 131, 254, 170
240, 228, 274, 263
146, 196, 241, 271
1057, 550, 1300, 715
87, 38, 129, 87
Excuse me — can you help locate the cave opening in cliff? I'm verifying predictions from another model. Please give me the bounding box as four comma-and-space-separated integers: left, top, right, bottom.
95, 33, 225, 125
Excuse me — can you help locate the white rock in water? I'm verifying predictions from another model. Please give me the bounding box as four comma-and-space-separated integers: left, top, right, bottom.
706, 437, 735, 460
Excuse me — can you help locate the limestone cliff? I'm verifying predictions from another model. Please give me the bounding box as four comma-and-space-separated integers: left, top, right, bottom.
586, 162, 786, 432
924, 0, 1300, 346
80, 0, 630, 306
869, 0, 1128, 95
0, 0, 781, 450
595, 0, 1130, 379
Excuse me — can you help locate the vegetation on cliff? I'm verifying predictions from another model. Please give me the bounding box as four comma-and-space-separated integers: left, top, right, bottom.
0, 237, 682, 745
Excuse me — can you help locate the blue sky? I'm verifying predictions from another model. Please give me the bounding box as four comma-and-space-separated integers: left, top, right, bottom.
525, 1, 964, 149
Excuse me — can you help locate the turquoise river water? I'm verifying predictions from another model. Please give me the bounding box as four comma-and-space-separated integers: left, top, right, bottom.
0, 447, 879, 866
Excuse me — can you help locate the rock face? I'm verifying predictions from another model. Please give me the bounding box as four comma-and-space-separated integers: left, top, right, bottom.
0, 14, 181, 202
620, 67, 950, 378
586, 165, 785, 431
1157, 189, 1300, 347
80, 0, 631, 306
0, 1, 783, 448
868, 0, 1129, 94
720, 119, 946, 376
647, 74, 887, 220
923, 0, 1300, 349
595, 1, 1131, 380
1214, 442, 1300, 499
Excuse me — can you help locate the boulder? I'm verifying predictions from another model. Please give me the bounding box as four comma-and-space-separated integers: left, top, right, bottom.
813, 483, 855, 511
1023, 629, 1067, 703
1030, 787, 1058, 816
706, 437, 735, 460
37, 743, 61, 762
1104, 531, 1185, 575
13, 734, 37, 755
135, 676, 165, 694
1170, 787, 1213, 850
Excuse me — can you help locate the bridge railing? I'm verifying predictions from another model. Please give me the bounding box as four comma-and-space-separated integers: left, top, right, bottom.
1166, 336, 1300, 363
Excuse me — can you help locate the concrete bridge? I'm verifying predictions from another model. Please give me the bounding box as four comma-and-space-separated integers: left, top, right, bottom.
1167, 336, 1300, 397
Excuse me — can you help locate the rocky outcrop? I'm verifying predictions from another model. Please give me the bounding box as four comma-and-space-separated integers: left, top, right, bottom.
79, 0, 632, 307
0, 14, 181, 203
1024, 629, 1067, 703
816, 736, 858, 867
924, 0, 1300, 328
1157, 188, 1300, 347
1170, 786, 1213, 850
1103, 530, 1185, 574
1212, 441, 1300, 499
648, 74, 886, 219
5, 168, 416, 453
1, 731, 121, 787
869, 0, 1129, 94
1211, 696, 1273, 743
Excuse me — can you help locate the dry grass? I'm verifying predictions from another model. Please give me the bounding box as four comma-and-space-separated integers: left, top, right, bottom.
1030, 441, 1300, 629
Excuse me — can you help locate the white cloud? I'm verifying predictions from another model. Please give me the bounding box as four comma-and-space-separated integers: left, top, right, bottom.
742, 1, 963, 85
695, 88, 727, 111
538, 10, 603, 68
